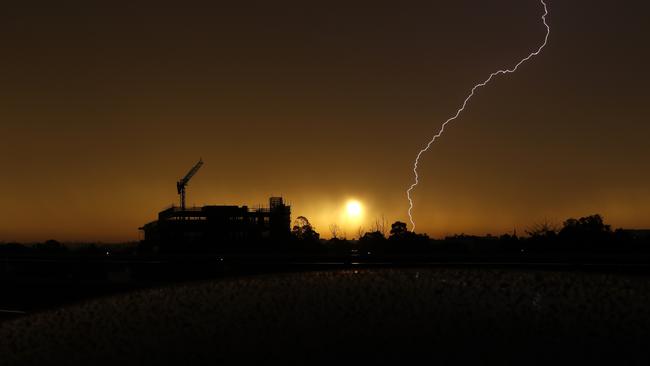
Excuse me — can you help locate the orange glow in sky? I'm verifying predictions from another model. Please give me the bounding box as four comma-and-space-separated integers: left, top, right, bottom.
1, 1, 649, 242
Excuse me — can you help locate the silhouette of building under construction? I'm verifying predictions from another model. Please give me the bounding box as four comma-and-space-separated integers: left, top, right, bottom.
139, 160, 291, 251
140, 197, 291, 250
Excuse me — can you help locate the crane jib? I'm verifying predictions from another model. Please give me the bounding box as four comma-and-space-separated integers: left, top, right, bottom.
177, 159, 203, 210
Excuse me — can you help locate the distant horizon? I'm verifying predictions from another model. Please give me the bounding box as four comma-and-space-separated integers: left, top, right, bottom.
3, 213, 649, 244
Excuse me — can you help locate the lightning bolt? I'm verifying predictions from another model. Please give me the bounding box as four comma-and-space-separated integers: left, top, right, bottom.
407, 0, 550, 232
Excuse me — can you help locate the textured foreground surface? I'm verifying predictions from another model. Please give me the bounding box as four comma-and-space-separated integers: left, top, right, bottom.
2, 268, 650, 365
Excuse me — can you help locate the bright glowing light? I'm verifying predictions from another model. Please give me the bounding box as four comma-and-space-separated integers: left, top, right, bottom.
406, 0, 550, 232
346, 200, 363, 218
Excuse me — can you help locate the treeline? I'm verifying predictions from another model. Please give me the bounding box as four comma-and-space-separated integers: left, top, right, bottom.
2, 214, 649, 261
290, 214, 650, 260
0, 240, 137, 258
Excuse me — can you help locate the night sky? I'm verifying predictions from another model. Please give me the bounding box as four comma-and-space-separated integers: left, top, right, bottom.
1, 0, 649, 242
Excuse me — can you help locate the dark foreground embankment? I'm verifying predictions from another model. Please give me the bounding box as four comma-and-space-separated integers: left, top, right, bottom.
1, 268, 650, 365
4, 255, 650, 321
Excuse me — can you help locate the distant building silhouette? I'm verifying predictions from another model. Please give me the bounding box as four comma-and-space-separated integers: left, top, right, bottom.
139, 160, 291, 252
139, 197, 291, 251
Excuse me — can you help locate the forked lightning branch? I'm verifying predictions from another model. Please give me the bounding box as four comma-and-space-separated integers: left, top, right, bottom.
406, 0, 551, 231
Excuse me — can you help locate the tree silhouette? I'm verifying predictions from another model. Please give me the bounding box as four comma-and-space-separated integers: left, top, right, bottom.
525, 218, 559, 238
389, 221, 429, 242
329, 224, 341, 239
389, 221, 408, 239
560, 214, 611, 235
292, 216, 320, 242
370, 215, 387, 237
558, 214, 613, 247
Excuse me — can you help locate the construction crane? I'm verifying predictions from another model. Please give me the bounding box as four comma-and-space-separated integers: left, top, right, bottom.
177, 159, 204, 210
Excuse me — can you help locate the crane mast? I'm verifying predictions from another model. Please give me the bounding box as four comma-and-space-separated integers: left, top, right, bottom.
177, 159, 203, 211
